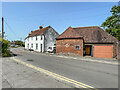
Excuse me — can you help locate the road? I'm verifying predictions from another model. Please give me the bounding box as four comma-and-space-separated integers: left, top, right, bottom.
9, 47, 118, 88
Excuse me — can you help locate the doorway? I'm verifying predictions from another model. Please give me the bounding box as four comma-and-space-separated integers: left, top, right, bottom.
41, 44, 42, 52
85, 45, 92, 56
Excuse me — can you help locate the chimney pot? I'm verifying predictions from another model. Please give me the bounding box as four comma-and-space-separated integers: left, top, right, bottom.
31, 31, 33, 33
29, 33, 31, 36
39, 26, 43, 29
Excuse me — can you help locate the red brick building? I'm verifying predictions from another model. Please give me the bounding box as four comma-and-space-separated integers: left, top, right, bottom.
56, 26, 119, 59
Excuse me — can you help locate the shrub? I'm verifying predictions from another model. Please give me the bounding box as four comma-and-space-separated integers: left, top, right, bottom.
0, 38, 11, 57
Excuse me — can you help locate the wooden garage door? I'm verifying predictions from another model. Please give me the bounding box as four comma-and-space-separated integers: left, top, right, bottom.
93, 45, 113, 58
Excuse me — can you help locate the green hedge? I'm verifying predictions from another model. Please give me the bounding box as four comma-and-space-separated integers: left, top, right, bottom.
0, 38, 11, 57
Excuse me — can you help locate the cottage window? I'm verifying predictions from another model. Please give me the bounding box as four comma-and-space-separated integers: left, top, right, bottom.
31, 43, 33, 48
28, 44, 29, 48
36, 36, 37, 40
75, 45, 80, 50
41, 36, 42, 40
36, 43, 38, 50
31, 37, 33, 40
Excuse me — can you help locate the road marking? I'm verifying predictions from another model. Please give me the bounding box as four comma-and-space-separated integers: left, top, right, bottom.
12, 52, 24, 53
10, 57, 98, 90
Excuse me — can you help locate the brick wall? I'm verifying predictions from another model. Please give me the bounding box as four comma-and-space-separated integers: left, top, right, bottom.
56, 39, 83, 56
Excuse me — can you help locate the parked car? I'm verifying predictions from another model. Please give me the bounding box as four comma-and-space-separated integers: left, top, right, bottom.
15, 45, 18, 47
47, 47, 56, 53
29, 49, 34, 51
10, 45, 15, 47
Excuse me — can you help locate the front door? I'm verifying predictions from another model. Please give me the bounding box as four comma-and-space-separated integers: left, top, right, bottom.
41, 44, 42, 52
85, 46, 91, 55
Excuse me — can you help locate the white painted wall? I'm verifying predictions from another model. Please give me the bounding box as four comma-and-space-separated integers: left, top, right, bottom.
25, 35, 44, 52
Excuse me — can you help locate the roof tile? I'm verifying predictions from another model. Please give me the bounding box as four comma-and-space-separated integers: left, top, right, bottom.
56, 26, 118, 43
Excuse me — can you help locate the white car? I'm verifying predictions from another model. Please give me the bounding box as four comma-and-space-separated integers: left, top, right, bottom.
47, 47, 56, 53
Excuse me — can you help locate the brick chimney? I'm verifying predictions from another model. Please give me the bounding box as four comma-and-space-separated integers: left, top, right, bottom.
29, 33, 31, 36
31, 31, 33, 33
39, 26, 43, 30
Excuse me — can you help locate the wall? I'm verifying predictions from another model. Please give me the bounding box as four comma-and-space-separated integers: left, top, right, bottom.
25, 35, 44, 52
44, 27, 59, 51
56, 39, 83, 56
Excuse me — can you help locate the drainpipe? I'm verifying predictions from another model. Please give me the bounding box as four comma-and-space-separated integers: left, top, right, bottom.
43, 34, 45, 52
117, 41, 119, 60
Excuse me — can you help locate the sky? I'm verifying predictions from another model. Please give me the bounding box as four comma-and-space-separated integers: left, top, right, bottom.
2, 2, 119, 41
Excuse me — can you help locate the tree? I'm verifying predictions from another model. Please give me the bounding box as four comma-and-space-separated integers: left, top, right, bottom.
101, 5, 120, 41
15, 40, 24, 47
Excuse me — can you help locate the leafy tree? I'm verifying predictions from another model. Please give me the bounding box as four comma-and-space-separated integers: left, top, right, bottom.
101, 5, 120, 41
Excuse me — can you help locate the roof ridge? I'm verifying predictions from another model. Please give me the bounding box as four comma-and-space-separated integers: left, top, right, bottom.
72, 26, 99, 29
28, 26, 50, 37
33, 26, 50, 32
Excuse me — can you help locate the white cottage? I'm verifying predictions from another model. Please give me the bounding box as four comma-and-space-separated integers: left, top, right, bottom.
25, 26, 59, 52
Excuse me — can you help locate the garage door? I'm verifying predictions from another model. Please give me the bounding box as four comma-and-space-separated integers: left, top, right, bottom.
93, 45, 113, 58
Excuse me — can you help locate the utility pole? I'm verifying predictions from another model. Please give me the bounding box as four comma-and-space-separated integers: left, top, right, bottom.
2, 17, 4, 39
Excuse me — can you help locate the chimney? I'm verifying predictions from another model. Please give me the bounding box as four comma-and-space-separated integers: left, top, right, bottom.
31, 30, 33, 33
29, 33, 31, 36
39, 26, 43, 29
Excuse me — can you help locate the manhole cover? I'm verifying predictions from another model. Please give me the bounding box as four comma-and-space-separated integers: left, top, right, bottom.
27, 59, 34, 62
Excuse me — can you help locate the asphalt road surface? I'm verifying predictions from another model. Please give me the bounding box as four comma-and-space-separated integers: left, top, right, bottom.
9, 47, 118, 88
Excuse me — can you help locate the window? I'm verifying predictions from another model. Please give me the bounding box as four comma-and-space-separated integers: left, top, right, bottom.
41, 44, 42, 52
36, 43, 38, 50
75, 45, 80, 50
28, 44, 29, 48
36, 36, 37, 40
41, 36, 42, 40
31, 43, 33, 48
31, 37, 33, 40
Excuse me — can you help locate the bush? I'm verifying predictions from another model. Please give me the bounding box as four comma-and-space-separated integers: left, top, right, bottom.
0, 38, 11, 57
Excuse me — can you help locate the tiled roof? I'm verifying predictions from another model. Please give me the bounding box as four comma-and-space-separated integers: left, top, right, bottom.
56, 26, 82, 39
25, 26, 50, 39
29, 26, 50, 37
56, 26, 118, 43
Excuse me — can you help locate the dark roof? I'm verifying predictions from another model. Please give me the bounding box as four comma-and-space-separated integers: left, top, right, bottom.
25, 26, 51, 39
56, 26, 118, 43
56, 26, 82, 39
30, 26, 50, 37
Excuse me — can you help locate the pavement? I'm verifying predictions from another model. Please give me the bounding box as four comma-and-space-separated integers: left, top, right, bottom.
2, 47, 119, 88
2, 57, 71, 88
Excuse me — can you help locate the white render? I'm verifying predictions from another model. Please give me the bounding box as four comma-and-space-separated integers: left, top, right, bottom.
25, 35, 44, 52
25, 26, 59, 53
